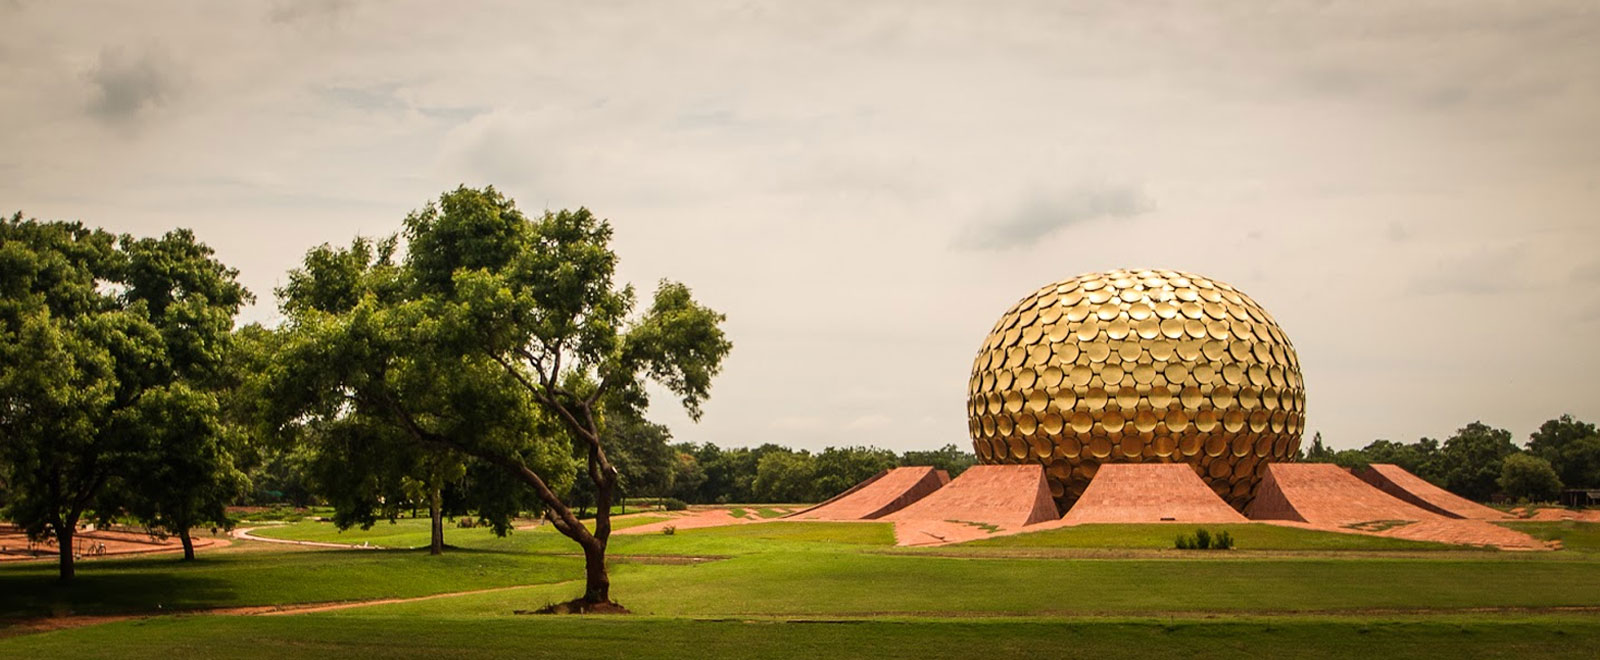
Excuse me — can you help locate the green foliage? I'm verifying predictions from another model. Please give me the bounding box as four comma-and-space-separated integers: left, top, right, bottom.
663, 497, 688, 511
1528, 415, 1600, 488
1499, 453, 1563, 502
811, 446, 897, 497
0, 214, 249, 574
1440, 422, 1518, 501
899, 443, 977, 477
753, 450, 817, 502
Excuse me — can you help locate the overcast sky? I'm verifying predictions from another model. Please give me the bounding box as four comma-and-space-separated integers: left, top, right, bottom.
4, 1, 1598, 453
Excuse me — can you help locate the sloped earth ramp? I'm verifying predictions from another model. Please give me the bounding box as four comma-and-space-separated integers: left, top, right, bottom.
886, 464, 1059, 529
1354, 463, 1509, 520
1062, 463, 1248, 523
788, 466, 949, 521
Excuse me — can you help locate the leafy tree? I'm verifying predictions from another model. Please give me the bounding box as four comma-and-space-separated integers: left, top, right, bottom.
118, 383, 247, 560
0, 216, 247, 578
752, 450, 816, 502
407, 187, 731, 605
1528, 415, 1600, 488
812, 446, 896, 498
665, 445, 707, 503
1499, 453, 1563, 502
269, 188, 730, 605
899, 444, 976, 477
1299, 431, 1334, 462
265, 236, 565, 556
1439, 422, 1518, 501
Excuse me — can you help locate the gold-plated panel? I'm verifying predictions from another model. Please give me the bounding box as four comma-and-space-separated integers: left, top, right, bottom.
969, 269, 1305, 511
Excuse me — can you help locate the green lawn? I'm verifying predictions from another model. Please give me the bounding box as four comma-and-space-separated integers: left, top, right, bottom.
952, 523, 1468, 552
249, 519, 892, 556
0, 549, 583, 618
6, 615, 1600, 659
3, 519, 1598, 658
1499, 521, 1600, 554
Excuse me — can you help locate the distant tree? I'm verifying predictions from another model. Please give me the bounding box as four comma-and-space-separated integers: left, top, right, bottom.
1439, 422, 1518, 501
899, 444, 976, 477
812, 446, 897, 498
1528, 415, 1600, 488
119, 383, 248, 560
752, 450, 816, 502
1499, 453, 1563, 503
1299, 431, 1334, 462
665, 446, 707, 503
0, 216, 248, 578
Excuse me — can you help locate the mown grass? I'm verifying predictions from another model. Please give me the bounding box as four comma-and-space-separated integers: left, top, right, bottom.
250, 519, 893, 557
953, 523, 1467, 551
6, 614, 1600, 659
335, 552, 1600, 619
1499, 521, 1600, 554
0, 549, 583, 618
4, 518, 1598, 658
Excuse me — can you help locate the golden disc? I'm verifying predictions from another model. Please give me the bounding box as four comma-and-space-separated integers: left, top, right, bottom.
1041, 365, 1065, 387
1085, 387, 1109, 410
1106, 318, 1131, 340
1161, 317, 1186, 339
1068, 364, 1093, 386
1101, 364, 1125, 386
1096, 304, 1121, 322
1223, 408, 1246, 433
1077, 320, 1102, 342
1136, 318, 1161, 340
1088, 435, 1112, 458
1054, 342, 1080, 363
1117, 385, 1141, 408
1134, 409, 1159, 433
1086, 341, 1111, 363
1195, 409, 1220, 433
1127, 303, 1154, 321
1017, 413, 1038, 435
1148, 385, 1174, 408
1041, 411, 1065, 434
1053, 386, 1078, 410
1230, 341, 1253, 361
1164, 363, 1190, 383
1027, 388, 1049, 413
1101, 410, 1126, 433
1165, 408, 1190, 432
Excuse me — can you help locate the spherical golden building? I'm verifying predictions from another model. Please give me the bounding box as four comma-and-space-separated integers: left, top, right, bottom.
966, 269, 1305, 511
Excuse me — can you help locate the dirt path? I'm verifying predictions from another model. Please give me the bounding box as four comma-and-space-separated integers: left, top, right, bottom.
229, 527, 385, 550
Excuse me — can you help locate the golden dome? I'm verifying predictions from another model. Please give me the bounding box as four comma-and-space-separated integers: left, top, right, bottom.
967, 269, 1306, 510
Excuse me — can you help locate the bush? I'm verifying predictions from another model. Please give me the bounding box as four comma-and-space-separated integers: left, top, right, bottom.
661, 525, 676, 535
1175, 528, 1234, 551
663, 497, 689, 511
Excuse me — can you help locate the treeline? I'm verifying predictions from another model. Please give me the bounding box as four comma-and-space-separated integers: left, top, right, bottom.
1299, 416, 1599, 502
240, 439, 977, 511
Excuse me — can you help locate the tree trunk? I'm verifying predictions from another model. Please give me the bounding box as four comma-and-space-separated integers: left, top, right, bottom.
429, 482, 444, 556
180, 528, 195, 561
582, 540, 610, 603
56, 525, 75, 581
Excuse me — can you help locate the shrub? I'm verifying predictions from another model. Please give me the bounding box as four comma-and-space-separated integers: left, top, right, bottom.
661, 525, 676, 536
663, 498, 689, 511
1174, 528, 1234, 550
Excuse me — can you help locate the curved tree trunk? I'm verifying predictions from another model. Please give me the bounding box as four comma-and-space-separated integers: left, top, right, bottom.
180, 528, 196, 561
429, 481, 444, 556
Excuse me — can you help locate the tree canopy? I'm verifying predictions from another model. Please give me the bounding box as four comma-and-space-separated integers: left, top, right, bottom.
0, 214, 249, 576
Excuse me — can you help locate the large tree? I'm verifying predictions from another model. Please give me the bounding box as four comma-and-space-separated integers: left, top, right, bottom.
1439, 422, 1519, 501
406, 187, 731, 606
0, 216, 248, 578
1528, 415, 1600, 489
266, 236, 566, 556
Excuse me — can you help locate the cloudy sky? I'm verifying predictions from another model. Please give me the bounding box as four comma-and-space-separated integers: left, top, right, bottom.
4, 1, 1597, 453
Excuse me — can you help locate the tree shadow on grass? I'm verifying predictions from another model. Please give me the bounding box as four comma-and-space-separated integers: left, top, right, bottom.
0, 558, 238, 618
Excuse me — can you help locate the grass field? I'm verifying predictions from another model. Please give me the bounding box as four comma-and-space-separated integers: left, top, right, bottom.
3, 519, 1598, 658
